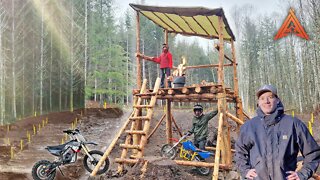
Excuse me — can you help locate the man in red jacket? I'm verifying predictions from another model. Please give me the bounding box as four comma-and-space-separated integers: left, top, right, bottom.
136, 44, 173, 88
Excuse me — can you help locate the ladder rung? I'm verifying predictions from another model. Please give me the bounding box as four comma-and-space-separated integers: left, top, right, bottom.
135, 92, 157, 96
125, 130, 146, 135
115, 158, 139, 164
129, 116, 150, 120
120, 144, 141, 150
133, 105, 153, 108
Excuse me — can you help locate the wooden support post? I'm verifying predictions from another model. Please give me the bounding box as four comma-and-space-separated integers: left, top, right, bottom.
175, 160, 231, 169
231, 40, 244, 123
140, 160, 148, 179
166, 99, 172, 144
164, 29, 168, 44
147, 114, 166, 140
136, 11, 141, 89
164, 30, 169, 88
212, 16, 227, 180
213, 113, 224, 179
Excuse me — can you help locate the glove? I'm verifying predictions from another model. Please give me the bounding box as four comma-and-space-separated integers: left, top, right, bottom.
184, 131, 192, 136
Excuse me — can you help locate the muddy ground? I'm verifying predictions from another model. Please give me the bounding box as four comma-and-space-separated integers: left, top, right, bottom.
0, 104, 319, 180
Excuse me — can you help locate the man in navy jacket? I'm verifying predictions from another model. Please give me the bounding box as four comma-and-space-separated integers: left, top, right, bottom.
235, 85, 320, 180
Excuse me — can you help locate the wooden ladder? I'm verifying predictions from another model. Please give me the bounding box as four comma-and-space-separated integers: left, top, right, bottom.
115, 78, 161, 173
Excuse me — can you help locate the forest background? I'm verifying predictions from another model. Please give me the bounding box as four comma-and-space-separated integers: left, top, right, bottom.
0, 0, 319, 124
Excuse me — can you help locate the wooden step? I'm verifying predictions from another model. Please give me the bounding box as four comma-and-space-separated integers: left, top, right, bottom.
115, 158, 139, 164
129, 116, 150, 120
125, 130, 146, 135
133, 105, 153, 108
120, 144, 141, 150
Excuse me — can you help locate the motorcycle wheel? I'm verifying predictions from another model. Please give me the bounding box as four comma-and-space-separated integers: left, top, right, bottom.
83, 150, 109, 175
31, 160, 56, 180
160, 144, 177, 160
195, 157, 210, 176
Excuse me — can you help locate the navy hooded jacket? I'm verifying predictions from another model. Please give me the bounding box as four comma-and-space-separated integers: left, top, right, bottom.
235, 101, 320, 180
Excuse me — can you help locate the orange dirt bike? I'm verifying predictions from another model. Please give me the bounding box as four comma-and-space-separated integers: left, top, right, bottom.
160, 134, 214, 176
32, 129, 109, 180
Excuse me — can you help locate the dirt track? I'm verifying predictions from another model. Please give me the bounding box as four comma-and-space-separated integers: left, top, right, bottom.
0, 108, 126, 180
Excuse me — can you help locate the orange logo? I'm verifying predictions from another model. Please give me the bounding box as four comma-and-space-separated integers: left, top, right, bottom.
274, 8, 309, 40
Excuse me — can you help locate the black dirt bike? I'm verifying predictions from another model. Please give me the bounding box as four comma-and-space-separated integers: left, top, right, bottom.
32, 129, 109, 180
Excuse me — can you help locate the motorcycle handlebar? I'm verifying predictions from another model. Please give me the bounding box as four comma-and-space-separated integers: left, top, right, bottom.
63, 129, 80, 134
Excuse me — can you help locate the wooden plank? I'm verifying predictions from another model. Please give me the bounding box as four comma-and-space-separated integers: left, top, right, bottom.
171, 116, 183, 137
166, 99, 172, 144
125, 130, 146, 135
184, 63, 234, 69
147, 114, 166, 140
134, 105, 153, 108
90, 111, 133, 176
215, 44, 234, 63
129, 116, 151, 120
226, 112, 244, 125
175, 160, 231, 169
120, 144, 141, 150
205, 146, 236, 153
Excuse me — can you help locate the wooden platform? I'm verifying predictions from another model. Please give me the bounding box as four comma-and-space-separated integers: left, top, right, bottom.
133, 84, 236, 102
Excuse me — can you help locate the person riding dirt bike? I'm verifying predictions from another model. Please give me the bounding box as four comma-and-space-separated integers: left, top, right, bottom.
186, 104, 218, 151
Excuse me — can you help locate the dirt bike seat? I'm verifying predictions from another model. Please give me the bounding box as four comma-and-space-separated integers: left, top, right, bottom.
46, 144, 67, 156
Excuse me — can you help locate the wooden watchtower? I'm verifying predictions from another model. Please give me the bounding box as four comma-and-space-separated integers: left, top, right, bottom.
91, 4, 248, 180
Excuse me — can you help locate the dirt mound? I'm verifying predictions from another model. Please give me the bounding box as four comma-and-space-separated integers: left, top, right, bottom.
0, 172, 28, 180
90, 157, 197, 180
84, 108, 123, 118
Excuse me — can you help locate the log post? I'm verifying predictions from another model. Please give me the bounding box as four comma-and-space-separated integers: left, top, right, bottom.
171, 116, 183, 137
136, 11, 141, 89
195, 85, 203, 93
147, 114, 166, 140
166, 99, 172, 144
181, 87, 190, 94
231, 40, 244, 124
213, 113, 224, 179
168, 89, 175, 95
212, 16, 227, 180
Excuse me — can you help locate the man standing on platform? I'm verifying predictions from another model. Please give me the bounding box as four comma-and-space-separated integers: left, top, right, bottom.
136, 43, 173, 88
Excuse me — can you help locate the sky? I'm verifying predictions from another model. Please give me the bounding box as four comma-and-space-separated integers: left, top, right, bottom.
113, 0, 284, 48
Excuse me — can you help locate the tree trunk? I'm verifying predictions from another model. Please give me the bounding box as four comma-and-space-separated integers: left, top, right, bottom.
11, 0, 17, 119
70, 0, 74, 112
40, 0, 44, 115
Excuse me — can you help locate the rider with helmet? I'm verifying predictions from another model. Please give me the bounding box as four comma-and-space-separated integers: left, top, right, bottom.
186, 104, 218, 150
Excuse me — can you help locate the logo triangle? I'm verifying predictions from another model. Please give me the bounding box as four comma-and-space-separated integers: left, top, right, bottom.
274, 8, 309, 40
